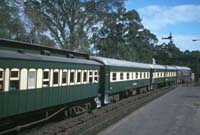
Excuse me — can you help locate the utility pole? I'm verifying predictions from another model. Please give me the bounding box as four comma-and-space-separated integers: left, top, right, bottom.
192, 39, 200, 82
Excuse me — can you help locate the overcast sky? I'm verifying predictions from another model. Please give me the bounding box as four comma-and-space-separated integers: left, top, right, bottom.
125, 0, 200, 51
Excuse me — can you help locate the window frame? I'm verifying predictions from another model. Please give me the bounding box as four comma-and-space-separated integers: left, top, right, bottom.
140, 72, 142, 79
42, 69, 50, 87
0, 68, 4, 92
93, 70, 99, 83
76, 70, 82, 85
62, 69, 68, 86
89, 70, 94, 83
10, 68, 20, 80
9, 68, 20, 91
126, 72, 130, 80
112, 72, 117, 82
83, 70, 88, 84
27, 69, 37, 89
120, 72, 123, 80
136, 72, 138, 79
52, 69, 59, 87
69, 70, 75, 85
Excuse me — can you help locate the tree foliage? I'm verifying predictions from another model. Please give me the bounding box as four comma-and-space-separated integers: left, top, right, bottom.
0, 0, 26, 40
0, 0, 199, 72
94, 7, 157, 63
21, 0, 124, 52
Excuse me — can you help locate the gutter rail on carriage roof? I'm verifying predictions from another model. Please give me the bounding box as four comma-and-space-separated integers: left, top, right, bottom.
0, 38, 90, 60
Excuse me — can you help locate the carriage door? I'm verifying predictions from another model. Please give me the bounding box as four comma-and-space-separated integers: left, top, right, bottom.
99, 65, 110, 104
104, 66, 110, 104
150, 69, 154, 89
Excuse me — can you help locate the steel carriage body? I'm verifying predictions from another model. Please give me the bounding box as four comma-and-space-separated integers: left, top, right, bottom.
176, 66, 191, 83
90, 56, 151, 104
151, 64, 166, 87
165, 66, 177, 85
0, 50, 101, 120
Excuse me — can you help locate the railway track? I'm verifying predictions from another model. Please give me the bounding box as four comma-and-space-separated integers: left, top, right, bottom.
18, 86, 175, 135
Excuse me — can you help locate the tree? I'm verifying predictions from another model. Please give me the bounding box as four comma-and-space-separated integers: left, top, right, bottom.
0, 0, 26, 41
19, 0, 124, 52
153, 41, 183, 65
94, 8, 157, 62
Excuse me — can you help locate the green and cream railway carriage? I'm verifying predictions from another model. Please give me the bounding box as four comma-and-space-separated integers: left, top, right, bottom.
151, 64, 166, 87
0, 38, 191, 133
90, 56, 152, 104
165, 66, 177, 85
0, 39, 102, 123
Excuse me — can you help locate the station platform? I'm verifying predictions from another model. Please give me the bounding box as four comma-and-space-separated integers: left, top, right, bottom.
98, 85, 200, 135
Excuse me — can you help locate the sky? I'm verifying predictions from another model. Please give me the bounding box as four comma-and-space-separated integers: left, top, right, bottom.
125, 0, 200, 51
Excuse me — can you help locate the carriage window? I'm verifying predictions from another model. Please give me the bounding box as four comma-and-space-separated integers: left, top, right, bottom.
112, 73, 117, 81
0, 81, 3, 91
83, 71, 87, 82
120, 73, 123, 80
0, 70, 3, 91
0, 71, 3, 78
143, 73, 145, 78
94, 71, 98, 82
140, 73, 142, 78
89, 71, 93, 83
53, 71, 59, 85
62, 71, 67, 84
77, 71, 81, 83
70, 71, 75, 83
43, 70, 50, 87
127, 73, 129, 80
43, 71, 49, 79
11, 71, 18, 78
10, 70, 20, 91
147, 72, 149, 78
136, 73, 138, 79
28, 71, 36, 89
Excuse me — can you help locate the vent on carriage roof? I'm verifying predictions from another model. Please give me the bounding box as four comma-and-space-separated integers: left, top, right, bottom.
0, 38, 89, 59
41, 50, 50, 56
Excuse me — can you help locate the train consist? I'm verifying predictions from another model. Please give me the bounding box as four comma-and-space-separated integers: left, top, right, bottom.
0, 39, 191, 132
